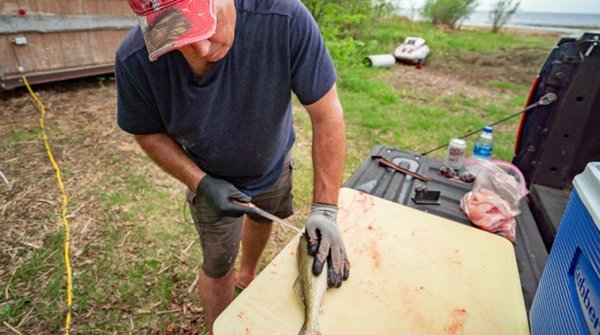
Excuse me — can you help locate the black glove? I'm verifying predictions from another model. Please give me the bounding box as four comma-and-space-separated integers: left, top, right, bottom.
305, 203, 350, 288
196, 175, 256, 217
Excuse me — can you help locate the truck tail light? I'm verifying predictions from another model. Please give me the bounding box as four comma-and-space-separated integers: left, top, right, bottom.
515, 75, 541, 155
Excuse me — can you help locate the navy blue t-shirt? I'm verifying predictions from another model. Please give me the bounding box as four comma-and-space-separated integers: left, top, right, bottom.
116, 0, 336, 196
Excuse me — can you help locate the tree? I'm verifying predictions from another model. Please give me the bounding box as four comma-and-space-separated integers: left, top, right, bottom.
489, 0, 520, 33
408, 0, 419, 21
299, 0, 396, 64
421, 0, 478, 29
301, 0, 395, 27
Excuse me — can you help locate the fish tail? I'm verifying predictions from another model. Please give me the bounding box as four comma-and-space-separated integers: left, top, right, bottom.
298, 320, 321, 335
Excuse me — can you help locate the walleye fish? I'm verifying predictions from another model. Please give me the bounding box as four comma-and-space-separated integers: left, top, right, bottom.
294, 233, 328, 335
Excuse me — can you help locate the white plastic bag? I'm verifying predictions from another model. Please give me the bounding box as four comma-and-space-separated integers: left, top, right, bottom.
460, 159, 528, 243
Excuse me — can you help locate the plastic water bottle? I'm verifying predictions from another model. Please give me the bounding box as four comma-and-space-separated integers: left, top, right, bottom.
473, 126, 494, 160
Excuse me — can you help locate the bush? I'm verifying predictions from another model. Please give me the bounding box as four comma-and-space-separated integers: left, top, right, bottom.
489, 0, 520, 33
303, 0, 394, 28
302, 0, 396, 65
421, 0, 478, 28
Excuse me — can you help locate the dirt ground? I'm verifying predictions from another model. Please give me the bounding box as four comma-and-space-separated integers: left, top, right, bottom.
0, 30, 557, 333
0, 78, 306, 333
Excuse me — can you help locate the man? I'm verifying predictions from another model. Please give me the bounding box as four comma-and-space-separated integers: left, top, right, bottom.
116, 0, 350, 332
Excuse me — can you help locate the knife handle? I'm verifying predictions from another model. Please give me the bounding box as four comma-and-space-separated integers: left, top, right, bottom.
231, 199, 255, 207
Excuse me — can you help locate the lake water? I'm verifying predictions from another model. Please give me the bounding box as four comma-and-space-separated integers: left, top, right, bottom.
397, 9, 600, 36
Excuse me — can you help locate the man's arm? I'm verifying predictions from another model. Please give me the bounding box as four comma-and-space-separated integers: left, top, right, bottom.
135, 133, 205, 192
303, 83, 350, 288
134, 133, 255, 217
304, 83, 346, 205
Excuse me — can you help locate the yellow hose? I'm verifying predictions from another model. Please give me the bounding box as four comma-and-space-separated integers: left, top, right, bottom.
21, 73, 73, 335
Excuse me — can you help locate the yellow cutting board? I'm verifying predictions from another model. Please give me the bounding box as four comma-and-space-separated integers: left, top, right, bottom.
214, 188, 529, 335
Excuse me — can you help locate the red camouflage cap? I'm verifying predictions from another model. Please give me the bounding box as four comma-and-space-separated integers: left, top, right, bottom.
128, 0, 217, 61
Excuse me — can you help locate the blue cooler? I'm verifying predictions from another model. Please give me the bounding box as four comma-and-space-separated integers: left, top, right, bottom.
530, 162, 600, 335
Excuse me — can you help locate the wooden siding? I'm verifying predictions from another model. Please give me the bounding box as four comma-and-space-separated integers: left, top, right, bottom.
1, 0, 131, 15
2, 29, 130, 74
1, 0, 134, 88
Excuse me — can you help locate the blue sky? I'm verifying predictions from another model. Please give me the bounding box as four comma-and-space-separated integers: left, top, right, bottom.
402, 0, 600, 14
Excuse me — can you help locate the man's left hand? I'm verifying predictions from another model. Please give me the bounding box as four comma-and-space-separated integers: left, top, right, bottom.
305, 203, 350, 288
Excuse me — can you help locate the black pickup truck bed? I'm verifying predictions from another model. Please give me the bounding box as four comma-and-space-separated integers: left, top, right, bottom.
343, 145, 559, 312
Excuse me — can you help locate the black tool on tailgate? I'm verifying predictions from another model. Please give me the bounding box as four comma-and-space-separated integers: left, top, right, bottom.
371, 155, 430, 182
411, 186, 441, 205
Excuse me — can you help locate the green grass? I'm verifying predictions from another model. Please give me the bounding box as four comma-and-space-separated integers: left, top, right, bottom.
484, 81, 526, 90
335, 63, 533, 163
325, 18, 555, 165
4, 129, 36, 144
1, 232, 67, 333
3, 158, 202, 332
79, 172, 201, 332
358, 19, 551, 59
92, 165, 202, 331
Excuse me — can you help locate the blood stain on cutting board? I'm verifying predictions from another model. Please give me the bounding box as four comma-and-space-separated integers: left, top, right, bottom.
394, 286, 434, 332
446, 253, 463, 267
444, 308, 469, 334
354, 191, 375, 214
340, 192, 376, 234
365, 220, 385, 237
369, 239, 382, 268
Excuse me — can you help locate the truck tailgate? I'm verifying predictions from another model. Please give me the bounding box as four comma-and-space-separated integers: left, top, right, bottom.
344, 146, 548, 312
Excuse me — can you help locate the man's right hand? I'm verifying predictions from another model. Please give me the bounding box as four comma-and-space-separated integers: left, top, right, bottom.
196, 175, 257, 217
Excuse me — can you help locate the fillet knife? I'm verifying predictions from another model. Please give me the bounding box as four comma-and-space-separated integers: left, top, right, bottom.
234, 200, 302, 233
252, 206, 302, 233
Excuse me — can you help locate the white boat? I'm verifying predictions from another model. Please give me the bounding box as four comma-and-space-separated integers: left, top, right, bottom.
393, 37, 430, 66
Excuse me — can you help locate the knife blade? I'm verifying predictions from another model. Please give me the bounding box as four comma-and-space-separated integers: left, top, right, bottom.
233, 200, 302, 233
252, 206, 302, 233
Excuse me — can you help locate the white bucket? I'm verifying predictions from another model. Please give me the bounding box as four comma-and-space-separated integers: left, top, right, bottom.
364, 54, 396, 68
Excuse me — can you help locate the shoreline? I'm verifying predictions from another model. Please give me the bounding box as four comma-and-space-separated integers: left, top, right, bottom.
401, 19, 598, 38
395, 9, 600, 36
523, 23, 600, 30
462, 22, 600, 36
403, 19, 569, 38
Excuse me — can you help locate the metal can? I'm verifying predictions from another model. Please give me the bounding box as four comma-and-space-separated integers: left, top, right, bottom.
444, 139, 467, 170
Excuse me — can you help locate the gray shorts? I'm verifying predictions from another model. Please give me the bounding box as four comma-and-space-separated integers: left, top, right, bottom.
187, 153, 294, 278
